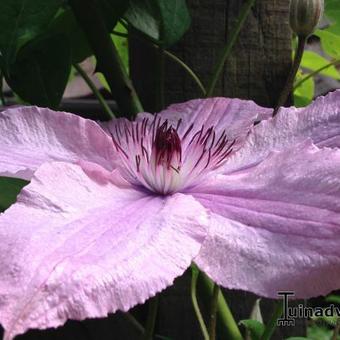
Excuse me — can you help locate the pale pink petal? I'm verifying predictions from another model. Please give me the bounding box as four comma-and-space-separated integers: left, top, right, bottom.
0, 106, 116, 179
155, 98, 271, 137
77, 160, 132, 188
104, 98, 272, 146
0, 162, 208, 340
192, 142, 340, 298
225, 90, 340, 173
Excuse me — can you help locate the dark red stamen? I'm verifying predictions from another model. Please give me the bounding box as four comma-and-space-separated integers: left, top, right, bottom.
182, 123, 194, 141
110, 133, 129, 159
154, 122, 182, 168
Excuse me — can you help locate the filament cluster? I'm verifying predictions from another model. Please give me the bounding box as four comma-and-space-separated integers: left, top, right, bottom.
110, 114, 235, 194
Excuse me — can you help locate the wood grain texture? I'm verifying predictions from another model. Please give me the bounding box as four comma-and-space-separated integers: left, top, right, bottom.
130, 0, 293, 109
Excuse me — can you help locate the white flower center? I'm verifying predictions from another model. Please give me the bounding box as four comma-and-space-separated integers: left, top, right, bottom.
110, 116, 235, 194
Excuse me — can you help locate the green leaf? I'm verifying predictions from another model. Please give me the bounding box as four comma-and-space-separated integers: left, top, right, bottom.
285, 337, 310, 340
0, 177, 28, 212
324, 0, 340, 35
301, 50, 340, 80
326, 295, 340, 304
0, 0, 63, 67
47, 8, 92, 64
98, 0, 130, 32
157, 0, 191, 46
6, 34, 71, 108
97, 22, 129, 91
294, 70, 315, 107
239, 319, 265, 340
307, 323, 334, 340
315, 29, 340, 59
125, 0, 191, 47
112, 22, 129, 72
312, 314, 338, 326
125, 1, 160, 41
45, 1, 128, 64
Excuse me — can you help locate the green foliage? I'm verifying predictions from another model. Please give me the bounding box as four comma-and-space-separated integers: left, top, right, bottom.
307, 323, 337, 340
315, 29, 340, 59
239, 319, 265, 340
113, 25, 129, 72
326, 295, 340, 304
0, 177, 28, 212
312, 314, 338, 327
0, 0, 62, 67
294, 70, 315, 107
46, 1, 128, 65
99, 0, 129, 31
301, 50, 340, 79
324, 0, 340, 34
0, 0, 130, 108
0, 0, 191, 108
6, 35, 71, 108
47, 8, 92, 64
97, 22, 129, 91
125, 0, 191, 47
293, 0, 340, 107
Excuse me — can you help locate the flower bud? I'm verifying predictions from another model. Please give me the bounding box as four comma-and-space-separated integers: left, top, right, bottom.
289, 0, 324, 37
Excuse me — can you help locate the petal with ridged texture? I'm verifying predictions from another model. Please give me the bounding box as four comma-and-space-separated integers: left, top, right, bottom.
224, 90, 340, 174
0, 106, 116, 180
192, 142, 340, 298
0, 162, 208, 340
154, 97, 271, 138
105, 98, 272, 149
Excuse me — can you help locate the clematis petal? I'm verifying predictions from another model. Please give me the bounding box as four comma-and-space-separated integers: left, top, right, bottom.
104, 98, 271, 145
225, 90, 340, 173
0, 162, 208, 340
0, 106, 116, 180
191, 142, 340, 298
147, 97, 272, 141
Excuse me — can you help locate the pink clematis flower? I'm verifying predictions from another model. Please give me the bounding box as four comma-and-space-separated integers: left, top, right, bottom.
0, 90, 340, 339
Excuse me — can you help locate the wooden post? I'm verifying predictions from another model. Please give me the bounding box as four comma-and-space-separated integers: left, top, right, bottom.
130, 0, 292, 110
130, 0, 305, 339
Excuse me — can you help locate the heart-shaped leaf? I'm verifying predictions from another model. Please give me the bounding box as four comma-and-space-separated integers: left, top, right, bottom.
0, 0, 63, 68
239, 319, 265, 340
6, 34, 71, 108
125, 0, 191, 47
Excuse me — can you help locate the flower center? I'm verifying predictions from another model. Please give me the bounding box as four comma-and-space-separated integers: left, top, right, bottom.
110, 115, 235, 194
153, 122, 182, 171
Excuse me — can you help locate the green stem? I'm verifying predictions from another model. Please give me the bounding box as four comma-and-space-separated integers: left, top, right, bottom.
69, 0, 143, 118
209, 284, 220, 340
143, 296, 159, 340
74, 63, 115, 119
273, 35, 307, 117
206, 0, 256, 97
123, 312, 145, 335
293, 58, 340, 90
163, 50, 207, 96
199, 271, 243, 340
260, 301, 283, 340
191, 266, 209, 340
